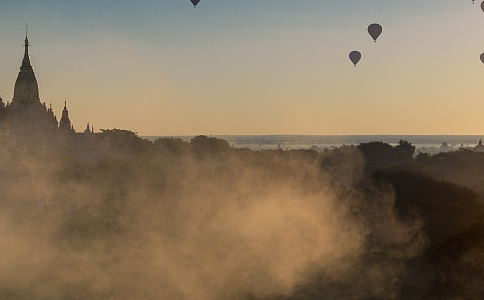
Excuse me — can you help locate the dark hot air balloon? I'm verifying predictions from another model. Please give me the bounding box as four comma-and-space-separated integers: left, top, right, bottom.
190, 0, 200, 7
368, 23, 382, 42
480, 53, 484, 64
349, 51, 361, 66
481, 1, 484, 11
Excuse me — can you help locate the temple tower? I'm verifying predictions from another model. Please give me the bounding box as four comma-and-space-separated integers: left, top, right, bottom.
8, 31, 58, 140
59, 101, 74, 132
12, 33, 41, 104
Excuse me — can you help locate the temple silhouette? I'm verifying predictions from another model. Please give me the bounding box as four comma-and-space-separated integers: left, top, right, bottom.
0, 33, 94, 148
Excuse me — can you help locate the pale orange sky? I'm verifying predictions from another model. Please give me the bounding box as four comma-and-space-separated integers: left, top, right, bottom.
1, 1, 484, 135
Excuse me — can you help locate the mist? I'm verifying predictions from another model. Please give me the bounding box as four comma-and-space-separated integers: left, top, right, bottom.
0, 135, 426, 300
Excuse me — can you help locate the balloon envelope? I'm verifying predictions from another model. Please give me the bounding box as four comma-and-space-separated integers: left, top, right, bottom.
481, 1, 484, 11
368, 23, 382, 42
480, 53, 484, 64
190, 0, 200, 7
349, 51, 361, 66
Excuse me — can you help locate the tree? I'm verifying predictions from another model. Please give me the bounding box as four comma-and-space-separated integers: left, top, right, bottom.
154, 137, 190, 154
394, 140, 415, 160
98, 128, 152, 154
190, 135, 231, 157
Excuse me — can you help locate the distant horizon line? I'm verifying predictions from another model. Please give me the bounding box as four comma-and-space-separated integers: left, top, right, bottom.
140, 134, 484, 137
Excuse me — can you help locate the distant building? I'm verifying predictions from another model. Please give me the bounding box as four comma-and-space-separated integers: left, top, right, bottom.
0, 32, 92, 147
59, 101, 75, 133
475, 139, 484, 152
440, 142, 450, 149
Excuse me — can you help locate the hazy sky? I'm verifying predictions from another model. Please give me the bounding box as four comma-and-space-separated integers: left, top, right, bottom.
0, 0, 483, 135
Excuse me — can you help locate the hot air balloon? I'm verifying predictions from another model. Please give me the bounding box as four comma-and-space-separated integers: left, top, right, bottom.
368, 23, 382, 42
481, 0, 484, 12
190, 0, 200, 7
349, 51, 361, 66
480, 53, 484, 64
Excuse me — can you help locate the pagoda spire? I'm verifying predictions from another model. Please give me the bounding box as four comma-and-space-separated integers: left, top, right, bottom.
59, 100, 73, 132
21, 25, 33, 71
12, 27, 40, 104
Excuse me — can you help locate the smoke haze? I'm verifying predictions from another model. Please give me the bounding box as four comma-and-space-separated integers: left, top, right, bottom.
0, 137, 425, 300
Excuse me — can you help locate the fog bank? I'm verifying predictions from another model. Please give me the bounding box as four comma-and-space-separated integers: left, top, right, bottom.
0, 138, 426, 300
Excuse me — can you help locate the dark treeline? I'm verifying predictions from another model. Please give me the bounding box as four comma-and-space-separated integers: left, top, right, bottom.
0, 131, 483, 299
